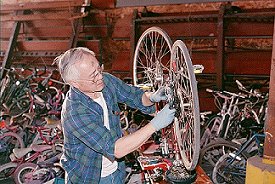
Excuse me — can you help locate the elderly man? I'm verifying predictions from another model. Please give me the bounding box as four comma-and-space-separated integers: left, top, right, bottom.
55, 47, 175, 184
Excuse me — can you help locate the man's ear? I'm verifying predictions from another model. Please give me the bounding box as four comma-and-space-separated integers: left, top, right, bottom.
69, 80, 80, 89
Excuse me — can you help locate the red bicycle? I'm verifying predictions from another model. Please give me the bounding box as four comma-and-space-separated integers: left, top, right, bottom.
133, 27, 202, 183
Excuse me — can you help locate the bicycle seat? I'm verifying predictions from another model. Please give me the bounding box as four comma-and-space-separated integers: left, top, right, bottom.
31, 144, 52, 152
12, 147, 32, 159
12, 144, 52, 159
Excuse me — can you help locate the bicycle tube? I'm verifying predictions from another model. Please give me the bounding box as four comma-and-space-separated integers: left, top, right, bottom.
200, 115, 222, 147
219, 114, 230, 138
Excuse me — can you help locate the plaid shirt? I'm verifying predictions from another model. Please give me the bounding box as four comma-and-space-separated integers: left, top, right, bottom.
60, 73, 155, 184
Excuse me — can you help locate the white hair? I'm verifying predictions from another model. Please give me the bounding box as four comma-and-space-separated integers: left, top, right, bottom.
54, 47, 95, 83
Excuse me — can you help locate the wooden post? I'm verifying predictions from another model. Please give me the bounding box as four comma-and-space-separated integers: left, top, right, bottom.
215, 4, 225, 89
263, 17, 275, 161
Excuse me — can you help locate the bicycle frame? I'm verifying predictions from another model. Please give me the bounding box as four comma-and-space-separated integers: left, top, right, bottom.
218, 92, 241, 139
212, 133, 265, 183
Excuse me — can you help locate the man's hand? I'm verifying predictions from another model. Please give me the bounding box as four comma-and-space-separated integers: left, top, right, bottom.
150, 104, 176, 131
149, 87, 167, 103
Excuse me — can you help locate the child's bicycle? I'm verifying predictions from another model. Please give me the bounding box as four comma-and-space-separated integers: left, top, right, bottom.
133, 26, 203, 183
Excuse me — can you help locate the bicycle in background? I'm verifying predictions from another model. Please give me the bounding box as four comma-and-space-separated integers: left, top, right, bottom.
212, 133, 265, 184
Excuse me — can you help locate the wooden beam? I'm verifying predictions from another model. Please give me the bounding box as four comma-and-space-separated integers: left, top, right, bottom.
1, 27, 73, 39
116, 0, 232, 7
225, 51, 271, 75
1, 12, 85, 21
0, 11, 24, 79
1, 0, 84, 11
226, 22, 274, 37
1, 40, 101, 53
91, 0, 115, 9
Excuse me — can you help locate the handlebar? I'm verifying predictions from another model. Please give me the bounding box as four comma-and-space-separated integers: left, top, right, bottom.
206, 88, 246, 99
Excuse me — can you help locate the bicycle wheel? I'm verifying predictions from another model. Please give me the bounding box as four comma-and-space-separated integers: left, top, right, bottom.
8, 95, 31, 117
133, 26, 172, 90
0, 132, 25, 165
171, 40, 200, 171
0, 162, 18, 182
14, 162, 37, 184
199, 138, 249, 179
212, 153, 247, 184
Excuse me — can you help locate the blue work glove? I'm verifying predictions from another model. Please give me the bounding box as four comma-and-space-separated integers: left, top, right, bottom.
149, 87, 167, 103
150, 104, 176, 131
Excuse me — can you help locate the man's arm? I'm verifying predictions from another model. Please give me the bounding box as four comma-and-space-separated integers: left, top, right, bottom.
114, 123, 155, 158
142, 86, 167, 106
114, 104, 175, 158
142, 92, 154, 106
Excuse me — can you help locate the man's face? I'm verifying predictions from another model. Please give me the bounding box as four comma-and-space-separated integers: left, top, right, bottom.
72, 54, 104, 93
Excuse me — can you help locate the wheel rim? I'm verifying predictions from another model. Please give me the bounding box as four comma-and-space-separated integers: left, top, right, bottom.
171, 40, 200, 171
0, 132, 24, 164
18, 166, 36, 183
213, 153, 246, 184
133, 27, 172, 90
9, 96, 30, 117
0, 162, 18, 181
198, 139, 248, 179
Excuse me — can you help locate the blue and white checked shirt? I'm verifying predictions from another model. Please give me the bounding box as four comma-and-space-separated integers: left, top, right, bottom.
60, 73, 156, 183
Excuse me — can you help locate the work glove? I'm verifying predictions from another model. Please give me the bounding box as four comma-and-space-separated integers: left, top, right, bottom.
150, 104, 176, 131
149, 87, 167, 103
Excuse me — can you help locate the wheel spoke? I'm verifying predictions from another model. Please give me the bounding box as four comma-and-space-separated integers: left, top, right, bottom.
133, 27, 172, 89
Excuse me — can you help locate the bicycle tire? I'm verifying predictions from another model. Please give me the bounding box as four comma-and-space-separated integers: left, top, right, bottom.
133, 26, 172, 90
199, 138, 249, 180
0, 162, 18, 182
14, 162, 37, 184
200, 115, 222, 147
0, 132, 25, 165
171, 40, 200, 171
212, 153, 247, 184
8, 95, 31, 117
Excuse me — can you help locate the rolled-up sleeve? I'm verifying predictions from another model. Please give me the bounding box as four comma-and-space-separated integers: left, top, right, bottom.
105, 73, 156, 114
